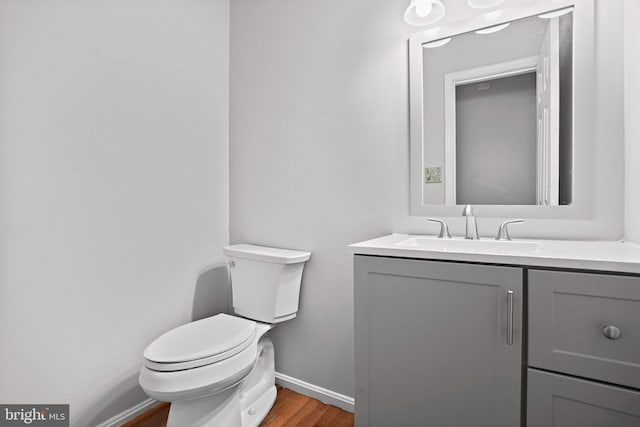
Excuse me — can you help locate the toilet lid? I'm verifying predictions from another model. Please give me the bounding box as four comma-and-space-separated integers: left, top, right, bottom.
143, 313, 256, 364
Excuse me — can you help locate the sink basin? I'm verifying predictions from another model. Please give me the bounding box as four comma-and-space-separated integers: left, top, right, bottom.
395, 237, 542, 255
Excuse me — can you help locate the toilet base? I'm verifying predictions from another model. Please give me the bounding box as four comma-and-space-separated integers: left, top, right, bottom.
240, 385, 277, 427
165, 335, 277, 427
167, 387, 241, 427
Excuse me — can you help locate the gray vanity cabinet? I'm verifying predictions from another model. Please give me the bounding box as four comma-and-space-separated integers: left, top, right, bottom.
354, 256, 523, 427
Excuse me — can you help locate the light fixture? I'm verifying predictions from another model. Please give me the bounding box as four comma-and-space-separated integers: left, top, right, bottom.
475, 22, 510, 34
539, 7, 574, 19
404, 0, 446, 27
467, 0, 505, 9
423, 37, 452, 48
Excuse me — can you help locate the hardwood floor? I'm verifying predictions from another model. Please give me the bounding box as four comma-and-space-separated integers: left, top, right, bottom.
123, 386, 354, 427
122, 403, 170, 427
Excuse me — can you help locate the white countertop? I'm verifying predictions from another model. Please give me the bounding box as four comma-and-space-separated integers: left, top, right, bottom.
349, 234, 640, 274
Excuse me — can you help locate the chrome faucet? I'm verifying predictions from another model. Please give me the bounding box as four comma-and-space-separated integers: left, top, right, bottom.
462, 205, 479, 240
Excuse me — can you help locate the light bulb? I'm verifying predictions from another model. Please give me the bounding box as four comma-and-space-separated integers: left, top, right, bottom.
415, 0, 433, 18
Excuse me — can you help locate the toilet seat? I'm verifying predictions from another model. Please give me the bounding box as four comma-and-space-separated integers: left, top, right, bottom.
143, 314, 257, 372
140, 338, 258, 402
139, 321, 274, 403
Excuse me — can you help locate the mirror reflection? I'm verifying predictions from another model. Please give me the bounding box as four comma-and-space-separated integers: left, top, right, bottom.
421, 10, 573, 206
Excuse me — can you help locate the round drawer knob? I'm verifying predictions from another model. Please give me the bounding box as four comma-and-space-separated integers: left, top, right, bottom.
603, 325, 622, 340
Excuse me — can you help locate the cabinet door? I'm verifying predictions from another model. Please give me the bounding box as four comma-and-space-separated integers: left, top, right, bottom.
354, 256, 522, 427
528, 368, 640, 427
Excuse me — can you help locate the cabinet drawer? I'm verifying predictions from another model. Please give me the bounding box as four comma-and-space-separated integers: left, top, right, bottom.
527, 368, 640, 427
529, 269, 640, 388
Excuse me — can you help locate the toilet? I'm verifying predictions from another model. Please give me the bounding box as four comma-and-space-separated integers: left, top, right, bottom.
139, 244, 311, 427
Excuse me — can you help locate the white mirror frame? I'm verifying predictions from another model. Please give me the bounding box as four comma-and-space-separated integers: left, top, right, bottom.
409, 0, 595, 218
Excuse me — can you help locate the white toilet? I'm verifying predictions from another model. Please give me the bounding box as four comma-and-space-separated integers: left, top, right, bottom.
139, 244, 311, 427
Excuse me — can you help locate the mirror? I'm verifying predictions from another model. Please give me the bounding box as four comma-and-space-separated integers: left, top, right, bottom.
423, 11, 572, 206
409, 0, 595, 218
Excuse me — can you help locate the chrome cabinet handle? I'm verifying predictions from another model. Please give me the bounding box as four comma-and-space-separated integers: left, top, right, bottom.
603, 325, 622, 340
507, 290, 514, 345
427, 218, 452, 239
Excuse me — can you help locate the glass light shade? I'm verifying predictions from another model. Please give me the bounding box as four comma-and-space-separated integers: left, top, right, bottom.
475, 22, 510, 34
415, 0, 433, 17
423, 38, 452, 48
404, 0, 446, 26
467, 0, 505, 9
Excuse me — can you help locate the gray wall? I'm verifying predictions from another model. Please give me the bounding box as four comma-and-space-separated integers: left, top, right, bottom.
0, 1, 230, 425
625, 0, 640, 244
455, 73, 537, 205
230, 0, 410, 397
230, 0, 626, 400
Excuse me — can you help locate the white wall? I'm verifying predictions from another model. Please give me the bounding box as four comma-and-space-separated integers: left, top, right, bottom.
230, 0, 626, 400
625, 0, 640, 243
0, 1, 229, 425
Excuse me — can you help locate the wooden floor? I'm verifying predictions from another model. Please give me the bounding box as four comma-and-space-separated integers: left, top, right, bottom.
123, 386, 354, 427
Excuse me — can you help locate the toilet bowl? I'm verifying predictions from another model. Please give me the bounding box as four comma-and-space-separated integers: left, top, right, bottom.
139, 314, 275, 427
139, 244, 310, 427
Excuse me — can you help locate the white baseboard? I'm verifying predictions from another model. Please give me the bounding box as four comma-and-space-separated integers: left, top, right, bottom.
275, 372, 355, 413
95, 398, 159, 427
95, 374, 354, 426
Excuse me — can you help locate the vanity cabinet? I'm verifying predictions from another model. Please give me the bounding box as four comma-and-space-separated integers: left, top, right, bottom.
354, 256, 523, 427
354, 253, 640, 427
351, 233, 640, 426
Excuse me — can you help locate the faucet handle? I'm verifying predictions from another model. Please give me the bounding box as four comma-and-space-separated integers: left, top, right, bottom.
428, 218, 452, 239
495, 219, 524, 241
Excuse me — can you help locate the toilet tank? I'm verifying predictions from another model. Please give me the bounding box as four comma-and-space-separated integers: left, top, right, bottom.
223, 244, 311, 323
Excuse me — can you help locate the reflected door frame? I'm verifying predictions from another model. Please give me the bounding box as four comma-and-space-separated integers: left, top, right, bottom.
536, 17, 560, 206
443, 56, 538, 204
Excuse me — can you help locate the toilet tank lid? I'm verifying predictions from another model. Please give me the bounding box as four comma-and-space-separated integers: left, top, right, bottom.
223, 244, 311, 264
